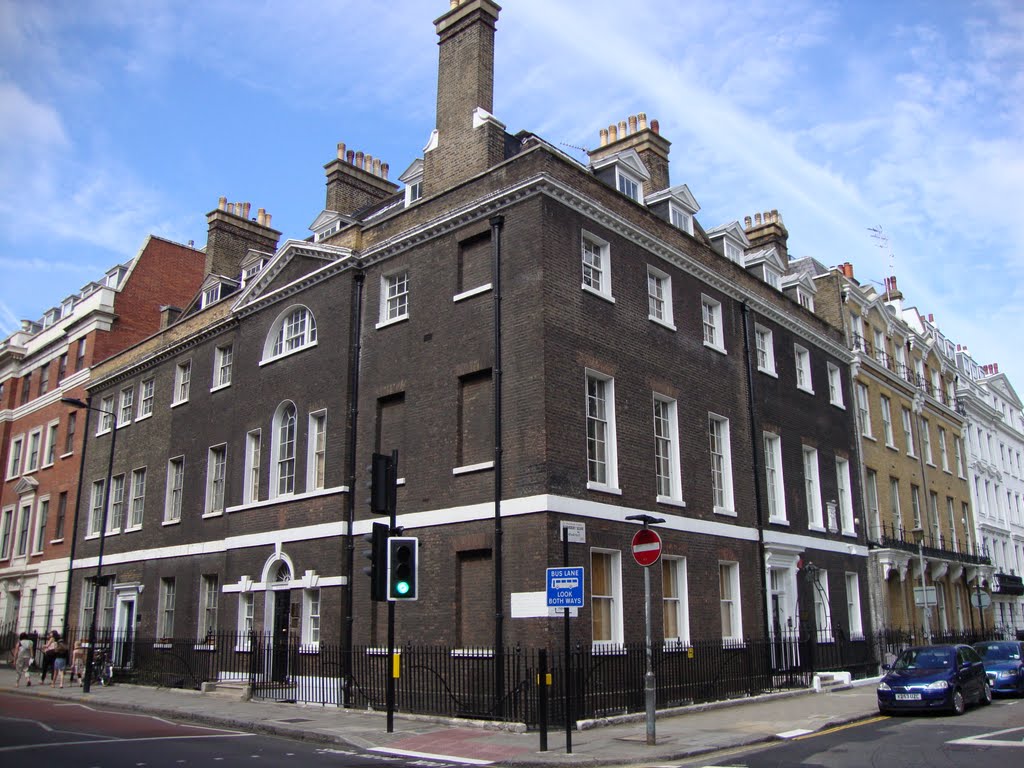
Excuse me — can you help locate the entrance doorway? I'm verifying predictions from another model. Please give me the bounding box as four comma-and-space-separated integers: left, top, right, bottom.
113, 595, 136, 668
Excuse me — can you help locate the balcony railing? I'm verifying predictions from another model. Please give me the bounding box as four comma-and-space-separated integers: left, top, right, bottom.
873, 522, 991, 566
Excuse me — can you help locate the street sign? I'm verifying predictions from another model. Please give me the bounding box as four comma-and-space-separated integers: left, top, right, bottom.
546, 567, 585, 608
631, 528, 663, 567
913, 586, 937, 607
561, 521, 586, 544
970, 590, 992, 609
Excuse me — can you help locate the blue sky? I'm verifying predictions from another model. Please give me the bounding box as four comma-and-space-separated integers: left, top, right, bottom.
2, 0, 1022, 394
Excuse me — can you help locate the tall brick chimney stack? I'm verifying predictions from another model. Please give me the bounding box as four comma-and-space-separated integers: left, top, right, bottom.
204, 197, 281, 279
422, 0, 506, 196
324, 141, 398, 215
587, 112, 672, 194
743, 210, 789, 267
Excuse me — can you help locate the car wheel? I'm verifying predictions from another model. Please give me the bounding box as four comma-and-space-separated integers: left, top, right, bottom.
951, 688, 966, 715
981, 682, 993, 706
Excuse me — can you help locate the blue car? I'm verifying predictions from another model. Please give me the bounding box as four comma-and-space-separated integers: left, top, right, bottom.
974, 640, 1024, 696
877, 644, 992, 715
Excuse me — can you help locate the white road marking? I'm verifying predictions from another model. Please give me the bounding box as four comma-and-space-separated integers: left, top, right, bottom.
370, 747, 493, 765
777, 728, 814, 739
948, 726, 1024, 748
0, 733, 254, 753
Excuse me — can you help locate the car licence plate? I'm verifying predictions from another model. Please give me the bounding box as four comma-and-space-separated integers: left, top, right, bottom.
895, 693, 921, 701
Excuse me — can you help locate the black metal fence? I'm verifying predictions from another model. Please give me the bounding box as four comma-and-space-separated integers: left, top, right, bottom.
7, 624, 1017, 726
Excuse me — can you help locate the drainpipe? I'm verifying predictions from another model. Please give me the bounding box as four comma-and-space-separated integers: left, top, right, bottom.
490, 214, 505, 717
60, 399, 95, 634
342, 270, 365, 707
740, 304, 772, 653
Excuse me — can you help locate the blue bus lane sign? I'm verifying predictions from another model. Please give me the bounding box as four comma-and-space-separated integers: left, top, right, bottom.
547, 567, 585, 609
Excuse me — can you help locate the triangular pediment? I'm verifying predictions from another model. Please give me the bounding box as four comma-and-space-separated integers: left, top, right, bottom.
14, 476, 38, 496
744, 246, 786, 272
399, 158, 424, 184
233, 239, 355, 311
646, 183, 700, 214
706, 221, 750, 247
590, 147, 652, 181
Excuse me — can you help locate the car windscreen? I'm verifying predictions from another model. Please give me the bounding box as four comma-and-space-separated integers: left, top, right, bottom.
894, 649, 952, 670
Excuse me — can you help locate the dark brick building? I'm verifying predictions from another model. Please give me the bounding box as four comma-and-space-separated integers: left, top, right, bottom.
68, 0, 870, 680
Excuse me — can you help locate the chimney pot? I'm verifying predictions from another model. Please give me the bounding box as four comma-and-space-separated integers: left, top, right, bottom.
651, 119, 660, 134
599, 128, 608, 147
355, 151, 364, 168
381, 162, 390, 180
618, 120, 627, 138
744, 216, 752, 228
373, 158, 382, 177
218, 196, 227, 211
608, 124, 618, 142
346, 149, 355, 164
628, 114, 638, 134
638, 112, 647, 130
754, 212, 762, 225
257, 208, 265, 226
265, 213, 272, 227
337, 142, 346, 160
243, 202, 251, 218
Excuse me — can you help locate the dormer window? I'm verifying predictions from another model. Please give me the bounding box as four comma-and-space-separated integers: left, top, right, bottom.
105, 266, 127, 289
407, 179, 422, 204
724, 240, 744, 263
797, 287, 814, 312
764, 268, 781, 289
61, 298, 75, 318
316, 223, 340, 242
201, 284, 221, 308
669, 204, 693, 235
399, 158, 425, 208
616, 168, 642, 202
241, 260, 265, 286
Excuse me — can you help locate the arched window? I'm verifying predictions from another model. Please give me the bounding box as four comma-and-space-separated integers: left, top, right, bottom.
262, 305, 317, 363
271, 402, 297, 497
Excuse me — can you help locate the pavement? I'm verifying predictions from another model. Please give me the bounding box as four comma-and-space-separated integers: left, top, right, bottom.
2, 664, 883, 766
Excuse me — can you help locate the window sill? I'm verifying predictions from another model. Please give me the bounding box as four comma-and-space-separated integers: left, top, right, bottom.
96, 428, 112, 437
85, 533, 101, 541
648, 316, 676, 332
202, 510, 224, 519
862, 434, 877, 443
662, 641, 693, 654
581, 284, 615, 304
375, 315, 409, 330
234, 645, 253, 653
656, 496, 686, 509
703, 341, 727, 355
757, 367, 778, 378
259, 340, 319, 366
135, 413, 152, 423
161, 519, 181, 527
713, 505, 737, 517
453, 284, 492, 303
60, 452, 75, 460
298, 645, 320, 655
797, 385, 815, 395
170, 399, 189, 409
210, 383, 231, 394
722, 639, 745, 648
124, 526, 141, 534
808, 523, 826, 533
769, 516, 790, 526
591, 643, 626, 655
49, 538, 64, 545
830, 401, 846, 410
586, 481, 622, 496
885, 443, 898, 451
453, 461, 494, 475
116, 422, 131, 430
193, 644, 216, 652
153, 642, 173, 649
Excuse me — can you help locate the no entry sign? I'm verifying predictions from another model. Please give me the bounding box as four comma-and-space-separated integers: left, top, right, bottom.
631, 528, 663, 567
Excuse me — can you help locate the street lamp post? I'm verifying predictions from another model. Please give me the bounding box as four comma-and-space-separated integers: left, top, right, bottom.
62, 396, 117, 693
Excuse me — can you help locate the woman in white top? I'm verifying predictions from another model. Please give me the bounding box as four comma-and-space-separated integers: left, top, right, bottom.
12, 632, 33, 687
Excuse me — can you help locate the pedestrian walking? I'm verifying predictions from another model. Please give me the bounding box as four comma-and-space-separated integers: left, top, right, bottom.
11, 633, 33, 687
69, 640, 86, 686
40, 630, 59, 684
51, 633, 68, 688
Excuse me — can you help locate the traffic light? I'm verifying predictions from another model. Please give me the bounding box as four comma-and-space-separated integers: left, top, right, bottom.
387, 537, 418, 601
369, 452, 396, 515
362, 522, 388, 602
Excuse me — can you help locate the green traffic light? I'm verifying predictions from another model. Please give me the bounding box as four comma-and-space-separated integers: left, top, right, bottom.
395, 581, 410, 595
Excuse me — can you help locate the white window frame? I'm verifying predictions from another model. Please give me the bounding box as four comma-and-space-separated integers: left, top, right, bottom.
302, 588, 321, 648
307, 410, 327, 491
164, 456, 184, 524
724, 239, 744, 263
237, 592, 255, 641
15, 502, 31, 557
662, 557, 690, 645
590, 548, 623, 648
581, 231, 613, 301
138, 378, 155, 420
754, 324, 776, 376
803, 446, 824, 529
827, 363, 844, 407
88, 479, 105, 537
212, 344, 233, 390
244, 430, 261, 505
263, 305, 319, 362
653, 394, 682, 504
881, 396, 895, 447
901, 407, 915, 456
764, 432, 786, 523
118, 386, 134, 427
668, 202, 693, 234
205, 444, 226, 517
32, 497, 48, 554
43, 421, 59, 468
107, 473, 125, 534
199, 575, 219, 638
615, 166, 642, 202
271, 402, 297, 498
855, 383, 872, 438
719, 561, 742, 642
646, 265, 675, 329
709, 413, 735, 515
836, 457, 855, 534
795, 345, 813, 393
25, 428, 42, 473
701, 295, 725, 353
921, 417, 934, 465
585, 371, 619, 493
955, 437, 965, 478
377, 272, 410, 327
128, 467, 146, 530
159, 577, 176, 639
172, 361, 191, 406
98, 395, 115, 434
7, 435, 24, 479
